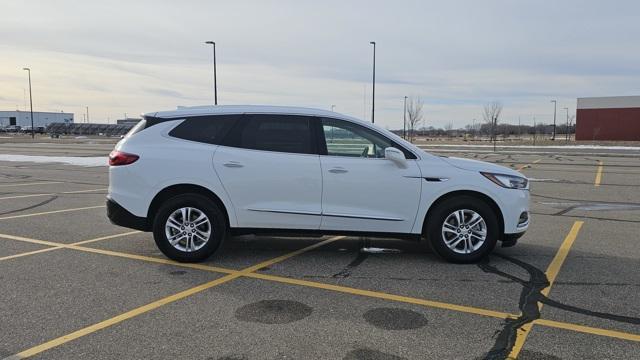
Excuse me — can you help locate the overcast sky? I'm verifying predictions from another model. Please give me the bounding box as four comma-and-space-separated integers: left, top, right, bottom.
1, 0, 639, 129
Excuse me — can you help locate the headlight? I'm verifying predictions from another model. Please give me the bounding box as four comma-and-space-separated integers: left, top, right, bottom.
481, 172, 528, 189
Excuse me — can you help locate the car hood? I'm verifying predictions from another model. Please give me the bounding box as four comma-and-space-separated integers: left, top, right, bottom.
440, 156, 524, 177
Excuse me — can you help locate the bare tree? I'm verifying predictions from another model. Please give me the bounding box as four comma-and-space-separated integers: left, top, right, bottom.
483, 101, 503, 140
406, 96, 424, 142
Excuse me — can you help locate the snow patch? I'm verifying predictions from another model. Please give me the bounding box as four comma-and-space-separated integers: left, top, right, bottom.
360, 247, 402, 254
0, 154, 107, 167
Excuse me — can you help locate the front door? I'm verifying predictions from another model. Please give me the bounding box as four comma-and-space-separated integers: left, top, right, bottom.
318, 118, 422, 233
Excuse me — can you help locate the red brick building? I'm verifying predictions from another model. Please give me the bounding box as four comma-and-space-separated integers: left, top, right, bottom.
576, 96, 640, 141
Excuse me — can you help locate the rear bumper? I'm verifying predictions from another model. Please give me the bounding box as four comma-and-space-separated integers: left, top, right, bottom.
106, 196, 149, 231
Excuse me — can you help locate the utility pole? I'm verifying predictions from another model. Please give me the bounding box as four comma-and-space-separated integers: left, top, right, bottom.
205, 41, 218, 105
518, 116, 521, 139
403, 96, 408, 139
22, 68, 34, 139
551, 100, 557, 140
86, 106, 89, 123
369, 41, 376, 124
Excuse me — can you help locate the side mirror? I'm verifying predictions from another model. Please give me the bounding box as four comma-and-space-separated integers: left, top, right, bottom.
385, 147, 407, 167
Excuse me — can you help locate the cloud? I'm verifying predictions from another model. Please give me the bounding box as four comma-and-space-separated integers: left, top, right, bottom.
0, 0, 639, 128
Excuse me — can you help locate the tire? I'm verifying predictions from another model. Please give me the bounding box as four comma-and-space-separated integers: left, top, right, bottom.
425, 195, 499, 263
152, 193, 227, 262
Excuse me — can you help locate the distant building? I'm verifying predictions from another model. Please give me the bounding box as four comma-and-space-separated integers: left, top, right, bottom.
576, 96, 640, 141
117, 118, 142, 126
0, 110, 74, 128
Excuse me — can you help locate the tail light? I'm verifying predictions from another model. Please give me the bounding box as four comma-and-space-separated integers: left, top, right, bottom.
109, 150, 139, 166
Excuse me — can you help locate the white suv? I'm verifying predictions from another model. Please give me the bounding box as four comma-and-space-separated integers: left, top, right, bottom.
107, 105, 529, 263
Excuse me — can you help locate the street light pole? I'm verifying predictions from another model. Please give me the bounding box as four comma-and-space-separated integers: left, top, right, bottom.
403, 96, 408, 139
551, 100, 557, 140
205, 41, 218, 105
472, 118, 476, 138
22, 68, 34, 139
563, 107, 569, 142
370, 41, 376, 124
492, 116, 497, 152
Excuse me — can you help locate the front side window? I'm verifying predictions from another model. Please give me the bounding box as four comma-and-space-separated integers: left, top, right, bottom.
226, 114, 314, 154
321, 118, 393, 158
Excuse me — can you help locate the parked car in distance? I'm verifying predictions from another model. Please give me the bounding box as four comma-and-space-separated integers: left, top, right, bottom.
107, 105, 530, 263
2, 125, 22, 133
21, 126, 46, 134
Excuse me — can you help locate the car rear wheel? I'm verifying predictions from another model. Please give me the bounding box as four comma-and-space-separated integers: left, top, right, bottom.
425, 195, 499, 263
153, 194, 226, 262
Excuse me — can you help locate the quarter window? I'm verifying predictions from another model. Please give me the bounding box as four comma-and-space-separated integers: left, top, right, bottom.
168, 115, 239, 144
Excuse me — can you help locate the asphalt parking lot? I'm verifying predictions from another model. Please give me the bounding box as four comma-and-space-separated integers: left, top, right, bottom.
1, 143, 639, 359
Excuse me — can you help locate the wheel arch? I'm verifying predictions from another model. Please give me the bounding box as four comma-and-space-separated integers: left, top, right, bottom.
147, 184, 231, 229
422, 190, 504, 236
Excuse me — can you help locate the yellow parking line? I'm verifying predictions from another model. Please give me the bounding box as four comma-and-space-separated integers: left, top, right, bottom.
2, 228, 637, 348
0, 205, 105, 221
508, 221, 584, 358
594, 160, 604, 186
0, 188, 108, 201
7, 236, 343, 359
0, 181, 64, 188
535, 319, 640, 342
516, 158, 542, 172
0, 231, 140, 262
247, 272, 513, 319
0, 232, 513, 320
0, 247, 63, 262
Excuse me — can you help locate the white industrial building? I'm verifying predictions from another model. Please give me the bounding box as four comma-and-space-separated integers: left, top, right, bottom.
0, 110, 74, 128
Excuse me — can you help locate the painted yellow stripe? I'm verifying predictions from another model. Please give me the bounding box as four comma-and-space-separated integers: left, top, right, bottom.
542, 221, 584, 294
535, 319, 640, 342
239, 236, 344, 273
0, 232, 514, 321
247, 272, 513, 319
3, 228, 637, 348
0, 205, 105, 221
508, 221, 584, 358
11, 274, 241, 359
0, 231, 141, 262
0, 247, 62, 262
594, 160, 604, 186
0, 188, 107, 200
516, 158, 542, 172
0, 181, 63, 188
8, 236, 344, 359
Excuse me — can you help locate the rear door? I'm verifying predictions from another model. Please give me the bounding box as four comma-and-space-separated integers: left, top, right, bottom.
213, 114, 323, 229
318, 118, 422, 233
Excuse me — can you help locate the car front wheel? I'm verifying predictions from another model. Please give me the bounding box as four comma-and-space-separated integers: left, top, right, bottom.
425, 195, 499, 263
153, 194, 226, 262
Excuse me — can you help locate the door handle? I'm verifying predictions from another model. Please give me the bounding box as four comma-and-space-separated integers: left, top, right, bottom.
328, 167, 348, 174
223, 161, 244, 168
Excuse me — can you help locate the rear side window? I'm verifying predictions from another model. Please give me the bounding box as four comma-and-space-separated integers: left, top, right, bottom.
225, 114, 315, 154
168, 115, 239, 145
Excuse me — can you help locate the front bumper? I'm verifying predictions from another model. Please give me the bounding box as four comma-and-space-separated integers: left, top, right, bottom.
106, 196, 149, 231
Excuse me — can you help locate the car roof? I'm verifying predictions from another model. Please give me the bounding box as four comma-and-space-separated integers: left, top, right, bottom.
146, 105, 360, 121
